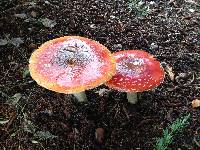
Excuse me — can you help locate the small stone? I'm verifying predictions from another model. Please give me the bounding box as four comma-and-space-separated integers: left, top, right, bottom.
178, 73, 188, 78
95, 88, 110, 96
150, 43, 158, 50
89, 24, 96, 29
189, 9, 195, 13
44, 1, 51, 4
113, 44, 122, 50
30, 11, 37, 18
110, 15, 116, 19
149, 1, 155, 5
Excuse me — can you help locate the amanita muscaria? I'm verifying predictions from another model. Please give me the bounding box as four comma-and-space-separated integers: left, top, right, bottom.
106, 50, 164, 104
29, 36, 116, 102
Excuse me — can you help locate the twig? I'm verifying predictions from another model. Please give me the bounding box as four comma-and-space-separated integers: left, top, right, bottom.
4, 112, 17, 131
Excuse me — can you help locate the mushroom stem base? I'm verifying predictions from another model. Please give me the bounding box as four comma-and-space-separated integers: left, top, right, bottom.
73, 91, 87, 102
127, 92, 138, 104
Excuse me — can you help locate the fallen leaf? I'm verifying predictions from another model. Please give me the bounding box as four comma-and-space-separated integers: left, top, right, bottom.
10, 38, 24, 47
40, 18, 57, 28
0, 119, 9, 124
0, 37, 24, 47
192, 99, 200, 108
0, 39, 8, 45
0, 91, 9, 98
7, 93, 22, 106
34, 131, 57, 140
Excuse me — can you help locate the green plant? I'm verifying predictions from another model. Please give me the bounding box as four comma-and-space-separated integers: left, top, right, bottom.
128, 0, 149, 17
156, 114, 190, 150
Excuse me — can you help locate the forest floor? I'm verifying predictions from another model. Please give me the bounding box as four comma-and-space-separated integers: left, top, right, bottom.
0, 0, 199, 149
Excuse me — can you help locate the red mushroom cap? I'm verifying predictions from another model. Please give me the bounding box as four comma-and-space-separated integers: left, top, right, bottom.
106, 50, 164, 92
29, 36, 116, 94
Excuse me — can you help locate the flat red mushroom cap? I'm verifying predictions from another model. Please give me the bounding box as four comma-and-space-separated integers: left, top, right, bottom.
29, 36, 116, 94
106, 50, 164, 92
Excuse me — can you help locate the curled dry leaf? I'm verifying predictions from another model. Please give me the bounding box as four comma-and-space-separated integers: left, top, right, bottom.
95, 128, 104, 143
165, 64, 175, 81
191, 99, 200, 108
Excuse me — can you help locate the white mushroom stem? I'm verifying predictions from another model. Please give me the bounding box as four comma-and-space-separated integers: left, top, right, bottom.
127, 92, 138, 104
73, 91, 87, 102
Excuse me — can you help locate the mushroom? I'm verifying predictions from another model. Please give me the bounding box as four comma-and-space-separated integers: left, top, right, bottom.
106, 50, 164, 104
29, 36, 116, 102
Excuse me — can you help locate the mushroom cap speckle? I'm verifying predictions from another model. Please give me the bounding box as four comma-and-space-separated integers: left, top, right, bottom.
29, 36, 116, 94
106, 50, 164, 92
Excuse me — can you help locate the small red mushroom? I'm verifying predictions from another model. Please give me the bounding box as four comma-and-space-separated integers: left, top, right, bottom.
29, 36, 116, 102
106, 50, 164, 104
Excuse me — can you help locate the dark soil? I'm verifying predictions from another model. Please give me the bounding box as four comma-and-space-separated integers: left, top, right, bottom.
0, 0, 199, 149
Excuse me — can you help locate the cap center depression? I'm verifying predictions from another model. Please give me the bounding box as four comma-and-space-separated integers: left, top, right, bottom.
50, 39, 93, 68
